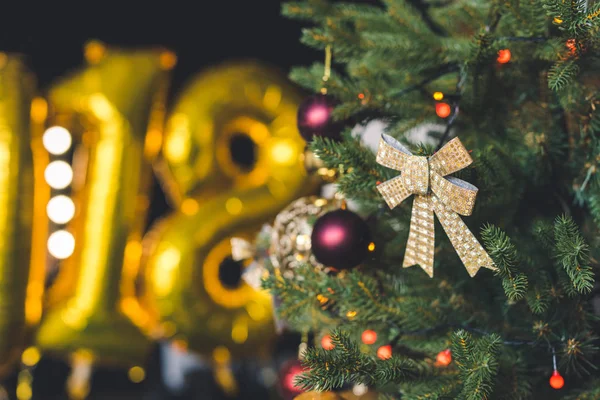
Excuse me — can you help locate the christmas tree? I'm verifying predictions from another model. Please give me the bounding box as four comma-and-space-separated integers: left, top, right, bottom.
257, 0, 600, 398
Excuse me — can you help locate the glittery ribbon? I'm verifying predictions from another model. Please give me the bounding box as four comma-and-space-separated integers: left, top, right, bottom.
376, 134, 495, 277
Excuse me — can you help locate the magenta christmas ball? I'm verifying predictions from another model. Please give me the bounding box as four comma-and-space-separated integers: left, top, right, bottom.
310, 209, 372, 270
296, 94, 342, 142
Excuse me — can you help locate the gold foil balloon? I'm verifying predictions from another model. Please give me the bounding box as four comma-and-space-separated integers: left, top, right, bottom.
0, 54, 35, 378
35, 42, 173, 377
144, 63, 318, 361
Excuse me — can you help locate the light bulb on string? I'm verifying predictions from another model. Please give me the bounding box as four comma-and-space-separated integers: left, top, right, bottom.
377, 345, 392, 360
436, 349, 452, 366
46, 195, 75, 224
321, 334, 335, 350
549, 347, 564, 390
497, 49, 511, 64
47, 230, 75, 259
42, 126, 72, 155
361, 329, 377, 345
435, 103, 451, 118
44, 161, 73, 189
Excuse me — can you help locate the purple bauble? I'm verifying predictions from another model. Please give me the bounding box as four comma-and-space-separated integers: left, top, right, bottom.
311, 209, 372, 270
296, 94, 342, 142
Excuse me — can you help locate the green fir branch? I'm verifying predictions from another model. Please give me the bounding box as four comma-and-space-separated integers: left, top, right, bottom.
553, 215, 595, 295
481, 224, 528, 301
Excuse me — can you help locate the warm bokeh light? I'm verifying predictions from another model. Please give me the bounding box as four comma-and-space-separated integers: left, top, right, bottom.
549, 371, 564, 390
46, 195, 75, 224
497, 49, 511, 64
225, 197, 243, 215
42, 126, 72, 155
436, 349, 452, 366
377, 345, 392, 360
47, 230, 75, 259
44, 161, 73, 189
21, 347, 41, 367
435, 103, 451, 118
321, 334, 335, 350
433, 91, 444, 101
361, 329, 377, 345
128, 366, 146, 383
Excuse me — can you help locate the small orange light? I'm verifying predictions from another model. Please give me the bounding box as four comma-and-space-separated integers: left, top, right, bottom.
361, 330, 377, 345
377, 345, 392, 360
436, 349, 452, 366
368, 242, 376, 252
435, 103, 451, 118
433, 91, 444, 101
553, 17, 563, 24
549, 370, 564, 390
358, 93, 365, 99
321, 334, 335, 351
497, 49, 511, 64
566, 39, 576, 54
346, 310, 357, 319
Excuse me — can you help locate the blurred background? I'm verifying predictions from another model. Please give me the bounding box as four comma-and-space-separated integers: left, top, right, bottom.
0, 2, 324, 399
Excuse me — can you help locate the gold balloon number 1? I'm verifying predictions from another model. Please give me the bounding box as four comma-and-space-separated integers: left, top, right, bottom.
34, 42, 174, 398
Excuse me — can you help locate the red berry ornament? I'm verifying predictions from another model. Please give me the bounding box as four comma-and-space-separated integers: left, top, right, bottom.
361, 330, 377, 345
549, 370, 564, 390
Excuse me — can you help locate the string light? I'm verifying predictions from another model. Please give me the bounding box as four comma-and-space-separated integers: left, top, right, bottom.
321, 334, 335, 350
47, 230, 75, 259
46, 195, 75, 224
497, 49, 511, 64
566, 39, 576, 54
549, 371, 565, 390
435, 103, 451, 118
361, 329, 377, 345
44, 161, 73, 189
433, 91, 444, 101
549, 347, 564, 390
128, 366, 146, 383
42, 126, 72, 155
436, 349, 452, 366
377, 345, 392, 360
553, 17, 563, 24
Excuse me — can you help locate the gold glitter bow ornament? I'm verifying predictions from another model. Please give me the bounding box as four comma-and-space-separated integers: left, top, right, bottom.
376, 134, 495, 277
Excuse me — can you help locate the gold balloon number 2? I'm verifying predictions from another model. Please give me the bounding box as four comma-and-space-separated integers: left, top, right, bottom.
144, 63, 316, 367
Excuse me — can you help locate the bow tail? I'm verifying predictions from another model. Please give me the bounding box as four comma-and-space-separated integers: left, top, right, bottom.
430, 196, 496, 277
403, 195, 435, 277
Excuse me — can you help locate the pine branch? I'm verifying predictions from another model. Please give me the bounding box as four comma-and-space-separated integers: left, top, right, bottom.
553, 215, 595, 295
481, 224, 528, 301
451, 330, 501, 400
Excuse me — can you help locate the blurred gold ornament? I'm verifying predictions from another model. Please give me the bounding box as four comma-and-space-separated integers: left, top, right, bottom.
295, 391, 342, 400
144, 63, 318, 362
270, 196, 340, 279
0, 55, 36, 378
376, 134, 495, 277
35, 42, 172, 370
294, 389, 378, 400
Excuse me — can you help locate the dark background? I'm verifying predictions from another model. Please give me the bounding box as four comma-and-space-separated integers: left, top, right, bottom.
0, 2, 316, 399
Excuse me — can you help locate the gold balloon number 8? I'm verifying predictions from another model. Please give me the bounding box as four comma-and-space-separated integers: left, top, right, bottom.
144, 63, 316, 370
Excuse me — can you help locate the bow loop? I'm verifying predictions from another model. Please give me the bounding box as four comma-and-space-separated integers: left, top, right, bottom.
375, 134, 495, 277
